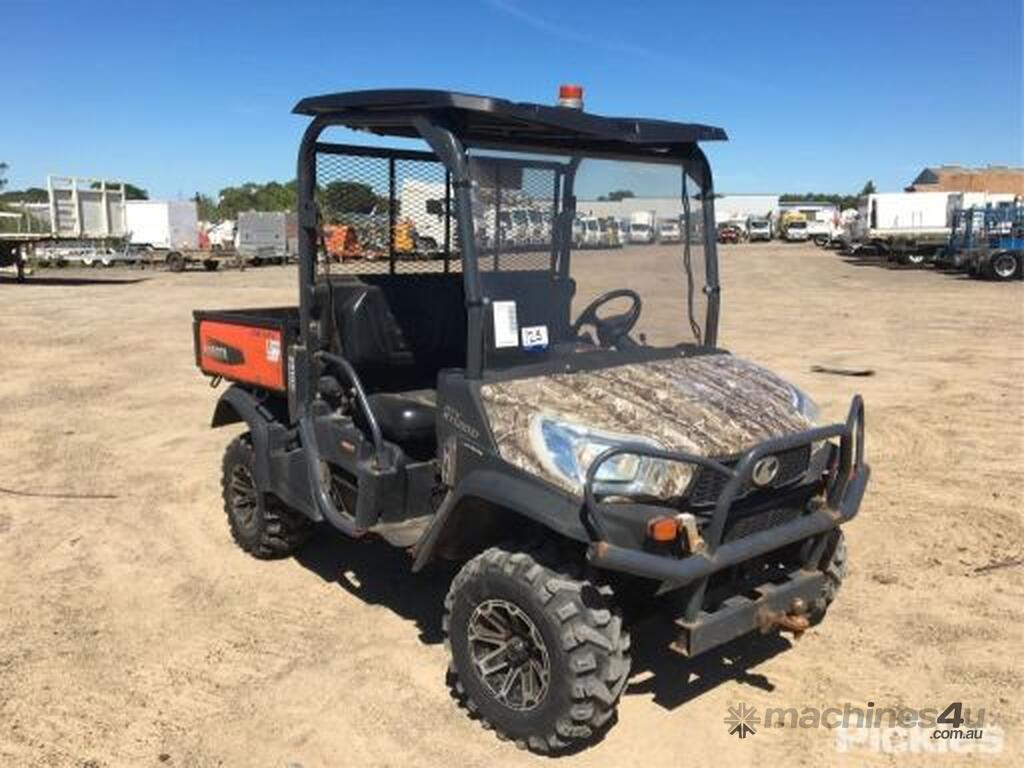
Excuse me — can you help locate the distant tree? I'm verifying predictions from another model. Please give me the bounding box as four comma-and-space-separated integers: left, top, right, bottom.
0, 187, 49, 204
0, 162, 7, 192
194, 193, 219, 222
599, 189, 635, 202
321, 181, 381, 220
860, 180, 876, 195
91, 180, 148, 199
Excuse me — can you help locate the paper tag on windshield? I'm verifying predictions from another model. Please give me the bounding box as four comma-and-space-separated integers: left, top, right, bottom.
521, 325, 548, 351
492, 301, 519, 348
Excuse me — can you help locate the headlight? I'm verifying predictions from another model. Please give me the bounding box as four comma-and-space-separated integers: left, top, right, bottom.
790, 385, 821, 424
529, 415, 681, 496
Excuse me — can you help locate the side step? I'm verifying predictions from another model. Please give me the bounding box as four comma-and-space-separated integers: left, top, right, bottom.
370, 515, 435, 547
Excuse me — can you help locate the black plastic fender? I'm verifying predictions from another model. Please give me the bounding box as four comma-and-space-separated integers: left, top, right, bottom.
210, 385, 274, 492
411, 468, 590, 571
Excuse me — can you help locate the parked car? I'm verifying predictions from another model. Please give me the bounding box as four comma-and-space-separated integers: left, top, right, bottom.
717, 223, 742, 244
785, 220, 810, 242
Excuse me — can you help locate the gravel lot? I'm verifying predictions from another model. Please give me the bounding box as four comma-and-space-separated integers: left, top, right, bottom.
1, 243, 1021, 767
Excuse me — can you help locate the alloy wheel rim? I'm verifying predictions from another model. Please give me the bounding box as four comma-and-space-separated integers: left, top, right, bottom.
468, 598, 551, 711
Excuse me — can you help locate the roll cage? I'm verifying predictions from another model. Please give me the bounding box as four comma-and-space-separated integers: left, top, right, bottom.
291, 89, 726, 422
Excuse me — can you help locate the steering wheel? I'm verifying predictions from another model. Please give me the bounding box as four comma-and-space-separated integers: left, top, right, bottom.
569, 289, 642, 348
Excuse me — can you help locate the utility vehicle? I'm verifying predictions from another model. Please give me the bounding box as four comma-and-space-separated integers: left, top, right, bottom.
193, 87, 869, 754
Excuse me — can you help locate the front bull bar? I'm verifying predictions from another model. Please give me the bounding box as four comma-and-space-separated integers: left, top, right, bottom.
582, 395, 868, 586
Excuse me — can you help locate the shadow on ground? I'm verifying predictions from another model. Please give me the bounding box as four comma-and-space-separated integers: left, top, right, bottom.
0, 274, 150, 286
295, 525, 794, 710
295, 524, 457, 645
626, 614, 791, 710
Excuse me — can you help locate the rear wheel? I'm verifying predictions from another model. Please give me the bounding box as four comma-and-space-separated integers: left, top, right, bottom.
203, 259, 220, 271
989, 251, 1020, 281
165, 251, 186, 272
222, 434, 313, 558
444, 545, 630, 754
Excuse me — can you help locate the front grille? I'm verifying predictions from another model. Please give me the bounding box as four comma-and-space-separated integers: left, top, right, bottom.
722, 506, 802, 542
687, 444, 811, 507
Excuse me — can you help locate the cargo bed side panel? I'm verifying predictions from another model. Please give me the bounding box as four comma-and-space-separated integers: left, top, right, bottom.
197, 320, 286, 390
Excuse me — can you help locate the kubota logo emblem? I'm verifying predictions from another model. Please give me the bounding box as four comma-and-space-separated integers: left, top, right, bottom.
752, 455, 780, 487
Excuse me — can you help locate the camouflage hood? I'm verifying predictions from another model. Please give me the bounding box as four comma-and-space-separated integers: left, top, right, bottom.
479, 353, 813, 497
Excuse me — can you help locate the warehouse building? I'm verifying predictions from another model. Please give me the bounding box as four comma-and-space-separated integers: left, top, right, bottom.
906, 165, 1024, 195
578, 193, 779, 224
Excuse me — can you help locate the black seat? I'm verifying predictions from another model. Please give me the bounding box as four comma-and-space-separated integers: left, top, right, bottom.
364, 392, 436, 448
325, 274, 467, 393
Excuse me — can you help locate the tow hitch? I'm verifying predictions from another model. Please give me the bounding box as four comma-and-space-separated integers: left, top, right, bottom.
756, 597, 811, 639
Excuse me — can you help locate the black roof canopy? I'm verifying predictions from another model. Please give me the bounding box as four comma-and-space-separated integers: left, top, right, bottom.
294, 89, 727, 160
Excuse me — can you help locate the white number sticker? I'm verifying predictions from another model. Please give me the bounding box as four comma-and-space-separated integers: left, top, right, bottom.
521, 325, 548, 351
492, 301, 519, 348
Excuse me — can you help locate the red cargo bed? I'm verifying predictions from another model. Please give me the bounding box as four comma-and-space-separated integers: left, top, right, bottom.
193, 307, 299, 391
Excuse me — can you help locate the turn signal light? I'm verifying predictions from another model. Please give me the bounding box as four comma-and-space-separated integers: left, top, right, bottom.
647, 516, 678, 543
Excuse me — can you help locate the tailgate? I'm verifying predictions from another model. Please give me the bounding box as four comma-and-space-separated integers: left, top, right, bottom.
193, 307, 298, 391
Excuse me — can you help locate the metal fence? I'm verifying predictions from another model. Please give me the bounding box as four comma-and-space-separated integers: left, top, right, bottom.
315, 144, 458, 275
314, 144, 565, 276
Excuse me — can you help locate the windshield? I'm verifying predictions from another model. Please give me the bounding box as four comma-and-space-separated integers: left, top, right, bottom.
469, 154, 711, 375
789, 221, 807, 229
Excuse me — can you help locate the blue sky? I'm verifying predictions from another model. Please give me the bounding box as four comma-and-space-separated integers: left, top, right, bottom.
2, 0, 1021, 198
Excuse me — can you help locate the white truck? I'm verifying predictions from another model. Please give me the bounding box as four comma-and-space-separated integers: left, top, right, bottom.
629, 210, 657, 244
126, 200, 240, 271
747, 217, 772, 241
236, 211, 297, 264
656, 218, 681, 243
804, 206, 838, 246
574, 215, 602, 248
845, 191, 956, 264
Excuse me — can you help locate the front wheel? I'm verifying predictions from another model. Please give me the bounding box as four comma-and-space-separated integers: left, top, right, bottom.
444, 546, 630, 754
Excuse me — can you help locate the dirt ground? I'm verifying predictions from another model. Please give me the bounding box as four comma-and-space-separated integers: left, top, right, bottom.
1, 243, 1021, 767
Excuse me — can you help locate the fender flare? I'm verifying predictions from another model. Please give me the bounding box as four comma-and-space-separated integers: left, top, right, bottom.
411, 469, 589, 571
211, 385, 274, 491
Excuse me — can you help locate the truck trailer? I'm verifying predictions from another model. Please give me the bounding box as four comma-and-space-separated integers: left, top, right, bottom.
127, 200, 243, 272
847, 191, 954, 264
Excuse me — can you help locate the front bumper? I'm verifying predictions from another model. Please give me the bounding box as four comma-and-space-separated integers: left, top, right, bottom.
582, 396, 868, 654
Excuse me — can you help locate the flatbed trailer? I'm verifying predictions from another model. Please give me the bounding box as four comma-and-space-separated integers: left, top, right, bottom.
132, 244, 248, 272
1, 176, 131, 279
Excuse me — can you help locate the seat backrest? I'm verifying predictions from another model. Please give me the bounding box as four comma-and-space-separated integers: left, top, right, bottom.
328, 273, 466, 392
